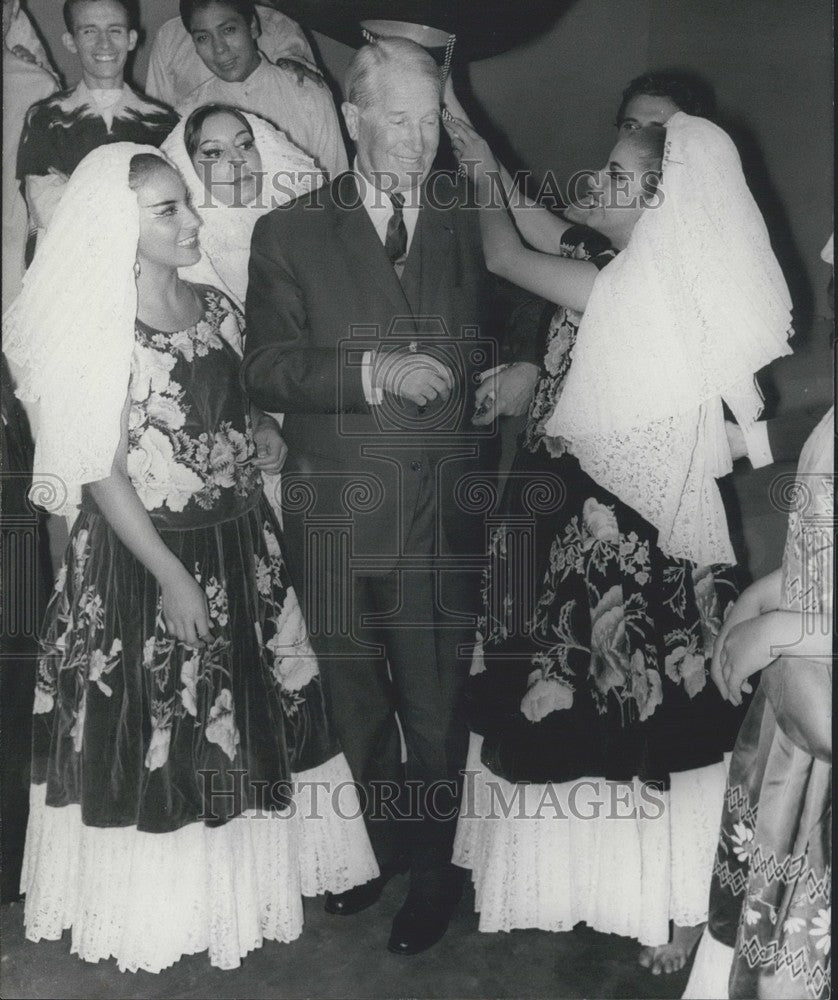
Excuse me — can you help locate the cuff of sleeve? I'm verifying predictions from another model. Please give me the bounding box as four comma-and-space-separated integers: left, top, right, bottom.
742, 420, 773, 468
362, 350, 383, 406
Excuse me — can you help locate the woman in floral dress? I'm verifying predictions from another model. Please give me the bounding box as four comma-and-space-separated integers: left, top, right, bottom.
3, 143, 377, 973
685, 238, 833, 1000
444, 110, 794, 972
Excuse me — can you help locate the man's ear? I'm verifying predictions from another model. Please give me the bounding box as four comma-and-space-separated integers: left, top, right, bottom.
342, 101, 360, 142
249, 14, 260, 41
127, 28, 138, 52
62, 31, 78, 55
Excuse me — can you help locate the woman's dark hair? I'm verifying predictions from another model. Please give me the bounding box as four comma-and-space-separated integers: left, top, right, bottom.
179, 0, 257, 32
622, 125, 667, 196
183, 104, 254, 160
616, 71, 715, 125
128, 152, 169, 191
63, 0, 137, 33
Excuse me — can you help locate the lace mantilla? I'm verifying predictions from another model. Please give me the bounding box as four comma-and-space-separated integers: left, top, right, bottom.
162, 111, 323, 305
3, 143, 166, 518
546, 113, 793, 565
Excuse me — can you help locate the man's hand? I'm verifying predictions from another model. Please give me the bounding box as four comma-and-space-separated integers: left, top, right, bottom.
375, 347, 454, 409
274, 57, 324, 88
725, 420, 748, 461
473, 362, 539, 425
251, 415, 288, 474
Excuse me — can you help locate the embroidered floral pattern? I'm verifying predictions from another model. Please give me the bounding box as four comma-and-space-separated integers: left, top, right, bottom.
31, 286, 335, 835
127, 288, 260, 515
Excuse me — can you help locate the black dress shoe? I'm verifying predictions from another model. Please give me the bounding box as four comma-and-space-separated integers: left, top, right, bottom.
324, 856, 408, 916
324, 876, 385, 916
386, 893, 456, 955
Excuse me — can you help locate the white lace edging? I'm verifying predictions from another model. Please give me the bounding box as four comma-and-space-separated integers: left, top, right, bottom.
293, 753, 380, 897
453, 734, 729, 945
682, 926, 733, 998
21, 753, 378, 973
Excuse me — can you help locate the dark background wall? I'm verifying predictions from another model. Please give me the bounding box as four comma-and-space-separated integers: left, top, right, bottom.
24, 0, 834, 577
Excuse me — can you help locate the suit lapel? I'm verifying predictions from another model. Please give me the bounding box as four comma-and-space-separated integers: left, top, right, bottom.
414, 183, 457, 320
332, 174, 414, 320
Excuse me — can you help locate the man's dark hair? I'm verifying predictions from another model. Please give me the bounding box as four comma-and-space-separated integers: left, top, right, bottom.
63, 0, 136, 33
179, 0, 257, 32
616, 71, 715, 125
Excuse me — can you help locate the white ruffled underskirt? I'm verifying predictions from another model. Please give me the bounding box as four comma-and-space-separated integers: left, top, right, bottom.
453, 734, 729, 946
682, 927, 733, 998
20, 753, 379, 973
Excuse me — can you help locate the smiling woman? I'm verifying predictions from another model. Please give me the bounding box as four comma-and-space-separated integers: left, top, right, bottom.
184, 104, 263, 208
3, 141, 379, 973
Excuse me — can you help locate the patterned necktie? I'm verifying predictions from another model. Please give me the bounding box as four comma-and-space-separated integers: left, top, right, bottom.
385, 191, 408, 268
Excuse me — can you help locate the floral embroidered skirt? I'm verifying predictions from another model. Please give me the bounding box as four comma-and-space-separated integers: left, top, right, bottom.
687, 685, 831, 999
455, 449, 747, 941
21, 495, 378, 971
467, 449, 746, 785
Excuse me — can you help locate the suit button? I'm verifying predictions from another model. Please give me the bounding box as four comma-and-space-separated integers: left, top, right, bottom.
411, 461, 422, 472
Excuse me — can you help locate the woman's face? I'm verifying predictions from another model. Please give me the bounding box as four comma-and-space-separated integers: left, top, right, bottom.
582, 137, 655, 247
190, 112, 263, 208
135, 162, 202, 271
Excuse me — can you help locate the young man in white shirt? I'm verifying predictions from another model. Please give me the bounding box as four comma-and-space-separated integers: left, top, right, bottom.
177, 0, 347, 179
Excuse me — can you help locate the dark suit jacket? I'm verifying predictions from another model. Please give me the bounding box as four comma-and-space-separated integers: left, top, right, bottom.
243, 171, 504, 571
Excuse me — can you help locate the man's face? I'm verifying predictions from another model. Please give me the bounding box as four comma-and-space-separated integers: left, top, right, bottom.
618, 94, 680, 132
63, 0, 137, 84
344, 66, 441, 194
189, 2, 260, 84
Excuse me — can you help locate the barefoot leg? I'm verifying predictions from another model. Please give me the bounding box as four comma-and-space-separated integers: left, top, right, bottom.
638, 921, 706, 975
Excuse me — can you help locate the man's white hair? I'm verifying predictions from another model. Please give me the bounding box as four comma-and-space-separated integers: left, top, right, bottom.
344, 36, 441, 110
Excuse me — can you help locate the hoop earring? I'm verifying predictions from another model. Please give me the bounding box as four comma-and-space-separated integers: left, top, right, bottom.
133, 260, 141, 279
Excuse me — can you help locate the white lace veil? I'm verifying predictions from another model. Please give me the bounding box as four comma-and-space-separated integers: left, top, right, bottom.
3, 142, 166, 518
162, 108, 323, 304
544, 112, 793, 566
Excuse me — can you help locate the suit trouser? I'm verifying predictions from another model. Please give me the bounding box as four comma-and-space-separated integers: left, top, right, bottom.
283, 471, 475, 896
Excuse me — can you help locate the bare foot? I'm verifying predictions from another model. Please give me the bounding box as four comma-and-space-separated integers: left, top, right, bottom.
638, 922, 705, 975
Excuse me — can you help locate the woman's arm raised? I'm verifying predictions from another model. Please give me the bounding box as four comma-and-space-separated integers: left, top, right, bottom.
446, 117, 598, 312
88, 394, 213, 647
443, 84, 573, 254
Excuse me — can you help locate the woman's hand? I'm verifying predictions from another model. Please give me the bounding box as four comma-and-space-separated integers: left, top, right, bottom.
719, 614, 777, 705
444, 116, 496, 183
160, 565, 213, 647
251, 415, 288, 475
710, 571, 781, 700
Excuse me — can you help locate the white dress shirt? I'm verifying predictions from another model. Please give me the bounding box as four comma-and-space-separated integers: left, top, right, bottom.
355, 169, 422, 405
145, 7, 316, 109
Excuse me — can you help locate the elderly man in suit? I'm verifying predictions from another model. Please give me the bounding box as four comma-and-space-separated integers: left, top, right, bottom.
243, 36, 517, 955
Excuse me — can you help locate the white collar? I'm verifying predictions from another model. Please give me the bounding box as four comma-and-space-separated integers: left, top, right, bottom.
353, 164, 421, 248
